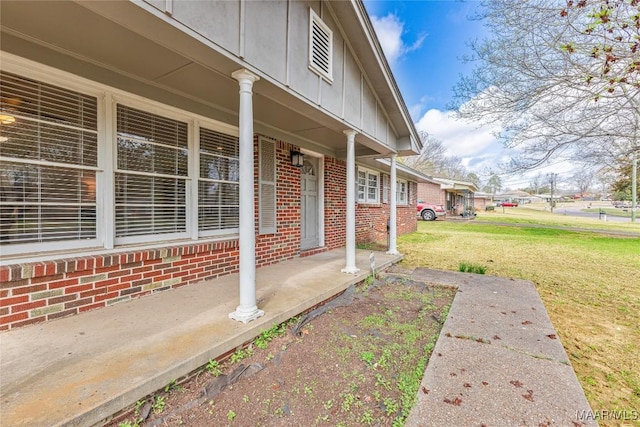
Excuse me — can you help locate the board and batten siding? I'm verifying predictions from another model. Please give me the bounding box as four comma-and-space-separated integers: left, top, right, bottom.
141, 0, 395, 148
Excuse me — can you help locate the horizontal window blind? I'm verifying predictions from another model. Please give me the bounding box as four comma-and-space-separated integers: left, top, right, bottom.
115, 105, 188, 238
198, 127, 239, 232
0, 71, 98, 244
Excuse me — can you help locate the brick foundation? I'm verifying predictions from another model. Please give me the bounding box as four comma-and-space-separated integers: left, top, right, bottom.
0, 241, 239, 331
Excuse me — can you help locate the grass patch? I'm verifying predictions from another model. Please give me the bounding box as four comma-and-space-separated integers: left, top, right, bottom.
458, 262, 486, 274
398, 211, 640, 415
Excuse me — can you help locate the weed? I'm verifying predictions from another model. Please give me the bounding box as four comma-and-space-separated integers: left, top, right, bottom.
230, 347, 251, 364
164, 379, 180, 393
315, 414, 330, 423
377, 348, 392, 369
255, 322, 287, 349
382, 397, 399, 416
458, 262, 486, 274
323, 399, 334, 410
363, 274, 375, 286
439, 305, 450, 324
360, 350, 376, 366
360, 409, 374, 425
206, 359, 222, 376
242, 395, 249, 403
360, 313, 385, 328
341, 392, 358, 411
118, 421, 140, 427
226, 409, 236, 422
375, 373, 392, 390
152, 395, 166, 414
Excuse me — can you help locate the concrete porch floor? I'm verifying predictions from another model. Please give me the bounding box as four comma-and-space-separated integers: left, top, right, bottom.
0, 248, 402, 427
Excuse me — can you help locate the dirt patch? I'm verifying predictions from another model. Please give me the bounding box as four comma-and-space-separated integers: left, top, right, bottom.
107, 276, 455, 427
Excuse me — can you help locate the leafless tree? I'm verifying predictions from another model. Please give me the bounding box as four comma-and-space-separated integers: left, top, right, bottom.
404, 131, 469, 179
451, 0, 640, 172
572, 167, 595, 197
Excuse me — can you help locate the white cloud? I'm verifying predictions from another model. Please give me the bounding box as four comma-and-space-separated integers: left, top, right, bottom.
414, 108, 579, 189
415, 109, 502, 159
370, 13, 426, 66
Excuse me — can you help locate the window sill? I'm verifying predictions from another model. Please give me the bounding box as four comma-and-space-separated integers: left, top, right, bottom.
0, 234, 239, 266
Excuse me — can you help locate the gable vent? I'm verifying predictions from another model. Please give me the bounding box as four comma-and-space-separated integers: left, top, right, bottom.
309, 10, 333, 82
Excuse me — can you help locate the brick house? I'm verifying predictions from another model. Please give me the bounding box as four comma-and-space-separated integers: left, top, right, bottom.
417, 177, 478, 216
0, 0, 422, 329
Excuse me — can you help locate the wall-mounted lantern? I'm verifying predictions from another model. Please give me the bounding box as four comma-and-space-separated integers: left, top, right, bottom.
290, 150, 304, 167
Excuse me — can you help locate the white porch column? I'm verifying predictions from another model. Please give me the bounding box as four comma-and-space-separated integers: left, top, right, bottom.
342, 129, 360, 274
387, 154, 399, 255
229, 69, 264, 323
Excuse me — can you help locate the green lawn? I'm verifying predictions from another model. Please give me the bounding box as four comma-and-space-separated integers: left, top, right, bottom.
398, 210, 640, 417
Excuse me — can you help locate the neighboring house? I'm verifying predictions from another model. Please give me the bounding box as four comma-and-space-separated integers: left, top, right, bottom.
0, 0, 421, 329
416, 177, 446, 207
473, 192, 492, 211
417, 177, 478, 216
495, 190, 533, 205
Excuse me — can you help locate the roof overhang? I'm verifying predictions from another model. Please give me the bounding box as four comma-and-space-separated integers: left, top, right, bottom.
0, 0, 420, 159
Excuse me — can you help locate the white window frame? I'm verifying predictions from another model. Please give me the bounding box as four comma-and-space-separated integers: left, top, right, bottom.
0, 56, 105, 257
357, 167, 380, 204
396, 179, 408, 205
113, 99, 192, 246
0, 53, 241, 261
197, 123, 240, 238
308, 9, 333, 82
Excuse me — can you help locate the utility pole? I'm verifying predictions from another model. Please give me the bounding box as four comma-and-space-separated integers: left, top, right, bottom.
632, 156, 637, 223
548, 173, 557, 213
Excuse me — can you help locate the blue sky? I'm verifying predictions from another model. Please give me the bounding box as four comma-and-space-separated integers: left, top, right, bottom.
364, 0, 484, 113
363, 1, 575, 190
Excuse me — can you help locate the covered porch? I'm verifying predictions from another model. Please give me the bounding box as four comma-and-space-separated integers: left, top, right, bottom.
0, 248, 402, 427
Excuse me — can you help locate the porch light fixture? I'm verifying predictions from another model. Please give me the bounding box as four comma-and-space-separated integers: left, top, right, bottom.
290, 150, 304, 167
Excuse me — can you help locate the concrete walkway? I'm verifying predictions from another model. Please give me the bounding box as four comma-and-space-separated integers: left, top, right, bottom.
401, 268, 596, 427
0, 249, 400, 427
0, 251, 595, 427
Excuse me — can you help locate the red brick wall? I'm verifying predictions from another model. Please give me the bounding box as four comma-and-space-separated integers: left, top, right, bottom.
417, 182, 445, 205
474, 197, 487, 211
356, 179, 417, 244
0, 241, 239, 331
323, 157, 347, 250
254, 137, 301, 266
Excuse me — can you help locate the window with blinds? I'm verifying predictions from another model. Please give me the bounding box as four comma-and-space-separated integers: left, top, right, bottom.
0, 71, 98, 244
309, 10, 333, 82
115, 105, 188, 239
199, 127, 239, 233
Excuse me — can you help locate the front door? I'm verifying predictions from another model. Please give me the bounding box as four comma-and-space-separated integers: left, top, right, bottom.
300, 158, 319, 250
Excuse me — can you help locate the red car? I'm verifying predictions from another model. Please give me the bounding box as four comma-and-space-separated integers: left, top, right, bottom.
497, 201, 519, 207
416, 201, 446, 221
